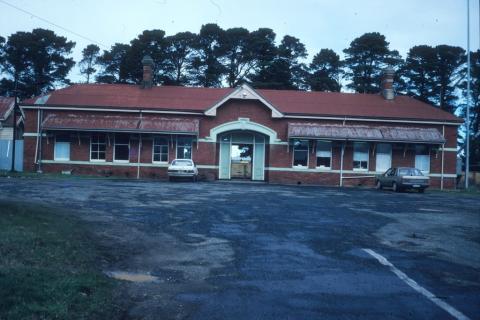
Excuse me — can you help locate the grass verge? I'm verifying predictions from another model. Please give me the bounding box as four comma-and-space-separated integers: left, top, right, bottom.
0, 201, 120, 319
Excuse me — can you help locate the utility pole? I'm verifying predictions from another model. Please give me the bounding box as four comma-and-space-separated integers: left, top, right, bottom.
10, 76, 18, 173
465, 0, 471, 189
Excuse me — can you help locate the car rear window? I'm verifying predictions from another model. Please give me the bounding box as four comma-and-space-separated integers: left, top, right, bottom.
172, 160, 192, 166
398, 168, 423, 176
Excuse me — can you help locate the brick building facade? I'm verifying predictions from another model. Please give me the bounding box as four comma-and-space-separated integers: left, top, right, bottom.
20, 62, 462, 188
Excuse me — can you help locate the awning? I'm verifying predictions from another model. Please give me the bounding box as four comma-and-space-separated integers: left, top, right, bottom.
288, 123, 445, 144
41, 113, 199, 135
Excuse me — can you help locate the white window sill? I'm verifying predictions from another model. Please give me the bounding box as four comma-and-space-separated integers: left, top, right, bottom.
152, 161, 168, 164
316, 167, 331, 171
90, 159, 106, 162
292, 165, 309, 170
352, 168, 368, 172
54, 158, 70, 161
113, 160, 130, 163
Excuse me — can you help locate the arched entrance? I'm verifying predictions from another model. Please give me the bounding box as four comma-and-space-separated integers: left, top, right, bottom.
208, 119, 278, 181
218, 131, 267, 180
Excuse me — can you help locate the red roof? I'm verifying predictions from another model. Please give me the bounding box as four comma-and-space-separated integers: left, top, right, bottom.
22, 83, 461, 123
0, 97, 14, 120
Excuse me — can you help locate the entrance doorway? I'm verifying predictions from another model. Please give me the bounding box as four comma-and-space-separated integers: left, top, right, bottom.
230, 144, 253, 179
218, 131, 266, 181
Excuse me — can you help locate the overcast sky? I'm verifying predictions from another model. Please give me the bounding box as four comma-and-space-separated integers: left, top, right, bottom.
0, 0, 478, 82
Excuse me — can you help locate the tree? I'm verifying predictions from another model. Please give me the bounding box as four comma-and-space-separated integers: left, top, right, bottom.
460, 50, 480, 172
308, 49, 342, 92
163, 32, 197, 85
122, 29, 168, 84
0, 28, 75, 99
401, 45, 465, 113
191, 23, 226, 87
434, 45, 466, 113
96, 43, 130, 84
343, 32, 402, 93
400, 45, 437, 103
79, 44, 100, 83
252, 35, 307, 90
248, 28, 278, 88
222, 27, 255, 87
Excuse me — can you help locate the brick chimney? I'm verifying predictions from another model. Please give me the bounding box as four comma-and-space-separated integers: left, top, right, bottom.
381, 67, 395, 100
141, 55, 154, 89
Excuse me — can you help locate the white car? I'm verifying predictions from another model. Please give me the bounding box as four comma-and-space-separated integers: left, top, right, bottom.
167, 159, 199, 181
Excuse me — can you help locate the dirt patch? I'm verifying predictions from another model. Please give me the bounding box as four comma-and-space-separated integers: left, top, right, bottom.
106, 271, 159, 283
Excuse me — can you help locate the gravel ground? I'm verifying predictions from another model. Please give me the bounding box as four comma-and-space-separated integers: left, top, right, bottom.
1, 178, 479, 319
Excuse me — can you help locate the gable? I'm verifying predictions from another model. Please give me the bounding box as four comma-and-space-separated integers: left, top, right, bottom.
204, 84, 284, 118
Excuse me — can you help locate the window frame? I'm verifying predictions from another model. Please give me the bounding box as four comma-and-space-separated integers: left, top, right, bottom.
353, 142, 369, 171
176, 136, 193, 160
152, 136, 169, 163
375, 143, 392, 173
292, 139, 309, 168
54, 134, 71, 161
90, 133, 107, 162
113, 134, 130, 163
415, 144, 430, 173
315, 140, 332, 170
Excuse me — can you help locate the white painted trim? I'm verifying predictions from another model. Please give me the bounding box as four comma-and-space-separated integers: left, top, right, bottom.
40, 159, 219, 169
264, 167, 457, 177
204, 83, 284, 118
53, 135, 70, 161
24, 132, 47, 137
21, 105, 203, 115
285, 115, 462, 126
315, 140, 332, 169
152, 136, 169, 164
291, 139, 309, 168
89, 133, 107, 162
440, 147, 457, 152
206, 118, 280, 144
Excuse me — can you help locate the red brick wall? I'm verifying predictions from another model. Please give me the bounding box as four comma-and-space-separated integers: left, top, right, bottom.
22, 100, 459, 188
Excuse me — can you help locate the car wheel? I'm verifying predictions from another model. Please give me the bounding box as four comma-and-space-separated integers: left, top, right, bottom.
418, 188, 425, 193
169, 176, 173, 182
376, 180, 383, 190
392, 182, 400, 192
192, 175, 197, 182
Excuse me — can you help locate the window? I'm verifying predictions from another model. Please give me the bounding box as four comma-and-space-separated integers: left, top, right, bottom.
90, 134, 106, 161
415, 145, 430, 173
54, 134, 70, 161
353, 142, 369, 170
114, 134, 130, 162
316, 141, 331, 169
176, 137, 192, 159
153, 137, 168, 163
292, 139, 309, 167
375, 143, 392, 172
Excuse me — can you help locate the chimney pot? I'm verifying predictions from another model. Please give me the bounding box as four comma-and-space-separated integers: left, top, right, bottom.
381, 67, 395, 100
141, 55, 154, 89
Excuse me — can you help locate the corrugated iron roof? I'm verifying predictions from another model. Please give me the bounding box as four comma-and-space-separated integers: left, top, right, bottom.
22, 84, 462, 123
288, 123, 445, 144
42, 113, 199, 134
0, 97, 15, 120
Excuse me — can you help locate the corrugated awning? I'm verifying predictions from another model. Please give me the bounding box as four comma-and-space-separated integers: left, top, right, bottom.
41, 113, 199, 135
288, 123, 445, 144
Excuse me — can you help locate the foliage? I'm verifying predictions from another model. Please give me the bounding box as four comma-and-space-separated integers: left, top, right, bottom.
79, 44, 100, 83
343, 32, 402, 93
0, 28, 75, 99
308, 49, 343, 92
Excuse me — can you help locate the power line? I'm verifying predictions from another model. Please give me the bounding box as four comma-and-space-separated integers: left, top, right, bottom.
0, 0, 108, 49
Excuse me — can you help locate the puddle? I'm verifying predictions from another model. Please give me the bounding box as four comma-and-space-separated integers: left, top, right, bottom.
106, 271, 158, 283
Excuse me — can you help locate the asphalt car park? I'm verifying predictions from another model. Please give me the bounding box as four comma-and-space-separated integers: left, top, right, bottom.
0, 178, 478, 319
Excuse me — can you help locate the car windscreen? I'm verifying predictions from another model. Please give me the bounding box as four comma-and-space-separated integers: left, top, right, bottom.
398, 168, 423, 176
172, 160, 192, 166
